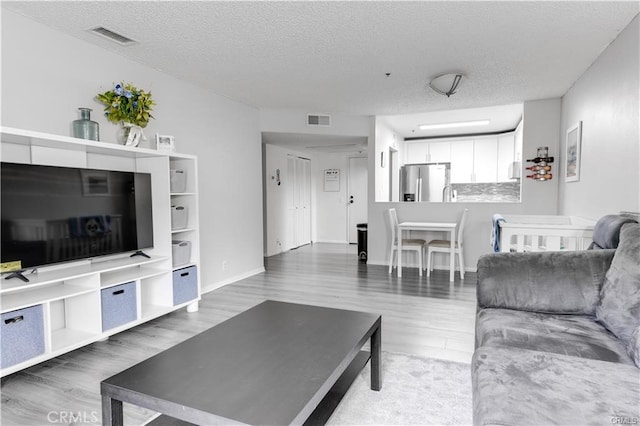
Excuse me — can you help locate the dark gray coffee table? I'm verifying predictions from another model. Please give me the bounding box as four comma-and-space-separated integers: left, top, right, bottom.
101, 300, 381, 425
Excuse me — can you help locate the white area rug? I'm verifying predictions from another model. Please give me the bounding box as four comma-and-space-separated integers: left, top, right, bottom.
327, 351, 473, 425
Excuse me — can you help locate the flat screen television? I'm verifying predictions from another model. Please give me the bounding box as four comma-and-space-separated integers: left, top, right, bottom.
1, 162, 154, 276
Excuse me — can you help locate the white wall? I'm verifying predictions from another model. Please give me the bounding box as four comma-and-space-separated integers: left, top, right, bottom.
374, 119, 403, 202
521, 99, 562, 209
1, 10, 264, 291
260, 109, 372, 137
559, 15, 640, 217
367, 99, 562, 271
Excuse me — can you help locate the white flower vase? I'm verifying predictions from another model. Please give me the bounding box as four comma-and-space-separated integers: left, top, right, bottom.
117, 123, 143, 147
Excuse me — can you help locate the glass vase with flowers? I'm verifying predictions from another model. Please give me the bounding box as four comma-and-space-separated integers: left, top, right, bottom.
96, 82, 155, 146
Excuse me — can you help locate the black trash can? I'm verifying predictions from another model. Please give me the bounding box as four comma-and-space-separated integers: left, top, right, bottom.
356, 223, 368, 262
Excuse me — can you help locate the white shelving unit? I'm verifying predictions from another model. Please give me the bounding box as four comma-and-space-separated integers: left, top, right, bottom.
0, 127, 201, 377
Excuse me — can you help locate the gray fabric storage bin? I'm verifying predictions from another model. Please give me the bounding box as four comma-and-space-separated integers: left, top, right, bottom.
170, 169, 187, 193
173, 266, 198, 305
171, 205, 188, 230
172, 240, 191, 267
1, 304, 45, 369
101, 282, 137, 332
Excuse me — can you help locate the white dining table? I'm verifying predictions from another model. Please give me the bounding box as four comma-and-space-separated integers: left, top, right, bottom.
397, 221, 458, 281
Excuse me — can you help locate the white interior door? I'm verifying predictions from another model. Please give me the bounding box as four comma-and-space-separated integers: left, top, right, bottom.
348, 157, 368, 244
300, 158, 311, 244
286, 155, 296, 250
288, 155, 311, 249
295, 157, 303, 247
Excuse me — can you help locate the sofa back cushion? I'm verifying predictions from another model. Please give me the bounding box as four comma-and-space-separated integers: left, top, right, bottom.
589, 214, 637, 249
596, 223, 640, 356
477, 250, 615, 315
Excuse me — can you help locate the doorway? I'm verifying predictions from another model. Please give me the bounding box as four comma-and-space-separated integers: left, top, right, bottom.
347, 157, 368, 244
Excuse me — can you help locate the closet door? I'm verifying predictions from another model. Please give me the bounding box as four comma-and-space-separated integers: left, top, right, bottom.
294, 157, 304, 247
285, 155, 296, 250
288, 155, 311, 249
299, 158, 311, 245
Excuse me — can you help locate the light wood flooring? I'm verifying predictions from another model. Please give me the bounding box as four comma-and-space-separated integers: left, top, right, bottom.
1, 243, 477, 425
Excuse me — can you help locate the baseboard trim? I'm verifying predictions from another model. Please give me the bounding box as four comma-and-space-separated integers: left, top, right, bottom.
202, 267, 265, 294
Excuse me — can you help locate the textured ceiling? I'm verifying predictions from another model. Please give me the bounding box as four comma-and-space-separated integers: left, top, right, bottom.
3, 1, 638, 119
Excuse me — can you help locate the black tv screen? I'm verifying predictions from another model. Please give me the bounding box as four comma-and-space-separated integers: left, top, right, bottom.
1, 162, 153, 270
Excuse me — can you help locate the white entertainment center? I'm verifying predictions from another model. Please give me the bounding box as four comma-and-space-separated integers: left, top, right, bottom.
0, 127, 201, 377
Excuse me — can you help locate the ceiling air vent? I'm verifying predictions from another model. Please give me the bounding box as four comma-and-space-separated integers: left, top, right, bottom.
89, 27, 137, 45
307, 114, 331, 127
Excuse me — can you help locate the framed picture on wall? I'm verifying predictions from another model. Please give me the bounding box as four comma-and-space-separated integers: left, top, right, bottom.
565, 121, 582, 182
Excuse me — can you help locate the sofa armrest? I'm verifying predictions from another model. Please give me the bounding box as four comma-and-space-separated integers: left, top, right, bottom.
477, 250, 615, 315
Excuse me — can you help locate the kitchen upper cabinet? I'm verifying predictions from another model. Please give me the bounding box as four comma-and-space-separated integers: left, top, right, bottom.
405, 142, 429, 163
405, 141, 451, 163
450, 140, 474, 183
473, 138, 498, 183
407, 132, 517, 184
514, 120, 523, 163
497, 133, 515, 182
428, 142, 451, 162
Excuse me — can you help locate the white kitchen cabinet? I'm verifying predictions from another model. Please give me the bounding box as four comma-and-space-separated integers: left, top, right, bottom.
514, 120, 523, 163
473, 138, 498, 183
497, 133, 516, 181
405, 142, 429, 163
404, 141, 450, 164
410, 133, 517, 183
428, 141, 451, 163
450, 140, 474, 183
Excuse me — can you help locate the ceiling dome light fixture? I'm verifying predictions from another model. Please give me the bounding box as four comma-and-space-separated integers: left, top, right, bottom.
429, 73, 464, 97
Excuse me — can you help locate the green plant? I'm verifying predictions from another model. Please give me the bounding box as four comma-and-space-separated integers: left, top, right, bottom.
96, 82, 155, 128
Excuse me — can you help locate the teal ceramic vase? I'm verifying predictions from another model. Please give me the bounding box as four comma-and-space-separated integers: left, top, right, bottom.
72, 107, 99, 141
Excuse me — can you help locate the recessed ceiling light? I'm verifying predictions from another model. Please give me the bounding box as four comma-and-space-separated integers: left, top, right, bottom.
418, 120, 490, 131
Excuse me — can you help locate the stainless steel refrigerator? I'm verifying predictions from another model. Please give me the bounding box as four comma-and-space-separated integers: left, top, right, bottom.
400, 163, 453, 202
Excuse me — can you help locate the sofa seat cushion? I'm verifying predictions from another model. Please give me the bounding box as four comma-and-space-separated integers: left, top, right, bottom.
472, 346, 640, 426
476, 308, 634, 365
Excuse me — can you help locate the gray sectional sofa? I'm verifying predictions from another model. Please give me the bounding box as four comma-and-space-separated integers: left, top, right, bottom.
472, 217, 640, 426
